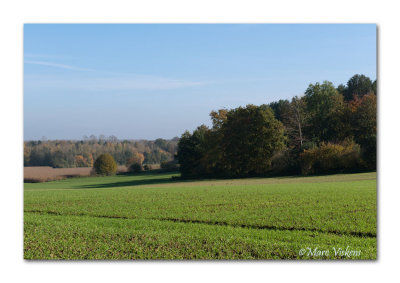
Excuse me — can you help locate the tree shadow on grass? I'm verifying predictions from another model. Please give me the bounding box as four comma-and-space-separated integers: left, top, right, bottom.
78, 177, 182, 189
76, 171, 185, 189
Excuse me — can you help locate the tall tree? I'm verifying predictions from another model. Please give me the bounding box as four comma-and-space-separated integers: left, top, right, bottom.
350, 93, 377, 169
267, 99, 290, 122
344, 74, 373, 101
176, 125, 212, 178
336, 84, 346, 96
281, 96, 307, 148
210, 109, 228, 130
303, 81, 345, 143
221, 105, 286, 176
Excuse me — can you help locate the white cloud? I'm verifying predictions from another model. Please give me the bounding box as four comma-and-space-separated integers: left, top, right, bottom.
24, 74, 213, 91
24, 59, 213, 91
24, 60, 95, 71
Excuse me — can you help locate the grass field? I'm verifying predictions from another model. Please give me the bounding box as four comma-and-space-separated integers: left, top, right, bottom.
24, 171, 377, 260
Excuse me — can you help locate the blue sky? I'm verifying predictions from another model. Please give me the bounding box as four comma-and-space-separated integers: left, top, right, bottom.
24, 24, 376, 140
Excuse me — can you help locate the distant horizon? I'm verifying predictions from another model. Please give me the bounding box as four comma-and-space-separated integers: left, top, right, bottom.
24, 135, 180, 142
24, 24, 376, 140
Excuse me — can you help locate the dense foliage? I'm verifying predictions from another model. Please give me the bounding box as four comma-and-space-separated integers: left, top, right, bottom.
24, 137, 178, 168
128, 163, 143, 173
177, 106, 287, 178
177, 74, 376, 178
93, 154, 118, 176
160, 160, 180, 172
300, 141, 362, 175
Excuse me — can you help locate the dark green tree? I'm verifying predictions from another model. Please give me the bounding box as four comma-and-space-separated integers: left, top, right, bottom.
351, 93, 377, 169
221, 105, 286, 176
303, 81, 346, 143
154, 138, 168, 151
176, 126, 212, 178
267, 99, 290, 122
344, 74, 373, 101
336, 84, 346, 96
129, 162, 143, 173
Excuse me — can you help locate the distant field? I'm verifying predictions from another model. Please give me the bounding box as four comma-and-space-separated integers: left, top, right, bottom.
24, 172, 376, 259
24, 166, 128, 182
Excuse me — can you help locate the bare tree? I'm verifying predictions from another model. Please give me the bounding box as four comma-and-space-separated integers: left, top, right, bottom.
282, 96, 306, 148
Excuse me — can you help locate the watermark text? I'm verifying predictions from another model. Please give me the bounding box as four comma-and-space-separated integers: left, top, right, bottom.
298, 246, 361, 258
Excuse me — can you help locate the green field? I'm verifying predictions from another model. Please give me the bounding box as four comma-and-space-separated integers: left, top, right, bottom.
24, 171, 377, 259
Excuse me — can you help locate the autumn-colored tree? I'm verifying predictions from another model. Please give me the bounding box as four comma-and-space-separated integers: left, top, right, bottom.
24, 138, 177, 168
94, 153, 117, 176
300, 141, 361, 175
126, 151, 145, 168
75, 155, 88, 167
210, 109, 228, 130
88, 153, 94, 167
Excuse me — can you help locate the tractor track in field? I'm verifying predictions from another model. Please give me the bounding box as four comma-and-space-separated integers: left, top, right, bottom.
24, 209, 376, 239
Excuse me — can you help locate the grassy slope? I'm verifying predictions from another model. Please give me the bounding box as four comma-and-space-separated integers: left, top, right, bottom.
24, 172, 377, 260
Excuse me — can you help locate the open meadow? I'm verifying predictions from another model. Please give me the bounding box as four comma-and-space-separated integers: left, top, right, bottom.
24, 171, 377, 260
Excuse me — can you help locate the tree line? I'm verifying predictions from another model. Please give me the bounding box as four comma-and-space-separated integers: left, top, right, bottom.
177, 74, 376, 178
24, 136, 178, 168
